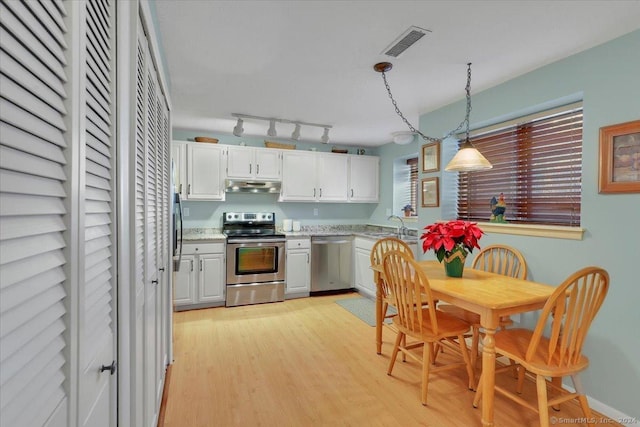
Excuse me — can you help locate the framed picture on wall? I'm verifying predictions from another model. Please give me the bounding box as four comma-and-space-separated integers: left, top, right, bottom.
598, 120, 640, 193
421, 177, 439, 207
421, 142, 440, 173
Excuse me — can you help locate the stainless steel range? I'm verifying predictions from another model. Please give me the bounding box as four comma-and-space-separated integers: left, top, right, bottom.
223, 212, 285, 307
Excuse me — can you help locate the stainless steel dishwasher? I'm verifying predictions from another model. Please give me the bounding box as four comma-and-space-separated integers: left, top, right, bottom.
311, 235, 353, 294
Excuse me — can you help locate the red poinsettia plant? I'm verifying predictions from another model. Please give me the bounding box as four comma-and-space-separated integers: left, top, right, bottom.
421, 220, 484, 262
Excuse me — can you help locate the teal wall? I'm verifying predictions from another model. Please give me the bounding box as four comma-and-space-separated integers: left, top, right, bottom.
376, 31, 640, 417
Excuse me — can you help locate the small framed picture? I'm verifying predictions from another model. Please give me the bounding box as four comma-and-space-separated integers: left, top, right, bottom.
421, 142, 440, 173
421, 177, 439, 207
598, 120, 640, 193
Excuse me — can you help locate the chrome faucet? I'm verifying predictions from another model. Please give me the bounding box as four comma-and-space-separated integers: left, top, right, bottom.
387, 215, 408, 237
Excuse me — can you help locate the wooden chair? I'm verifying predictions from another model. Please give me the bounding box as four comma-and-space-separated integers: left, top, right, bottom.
473, 266, 609, 427
382, 250, 475, 405
438, 244, 528, 368
370, 237, 414, 355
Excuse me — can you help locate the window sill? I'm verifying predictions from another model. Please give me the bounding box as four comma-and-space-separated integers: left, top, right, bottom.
476, 222, 584, 240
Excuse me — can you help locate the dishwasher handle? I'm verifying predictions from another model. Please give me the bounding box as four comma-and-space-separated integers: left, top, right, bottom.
312, 239, 352, 245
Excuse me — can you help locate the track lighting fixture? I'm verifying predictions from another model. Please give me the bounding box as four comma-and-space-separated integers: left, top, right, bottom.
233, 118, 244, 137
291, 123, 301, 140
231, 113, 332, 143
374, 62, 492, 171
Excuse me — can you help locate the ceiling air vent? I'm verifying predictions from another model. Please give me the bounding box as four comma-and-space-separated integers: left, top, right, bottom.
381, 26, 431, 58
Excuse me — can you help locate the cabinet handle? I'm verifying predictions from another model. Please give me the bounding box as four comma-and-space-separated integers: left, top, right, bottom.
179, 184, 182, 194
159, 267, 165, 272
313, 188, 316, 197
152, 279, 159, 284
319, 188, 322, 198
190, 260, 193, 271
351, 189, 354, 197
256, 164, 260, 175
249, 164, 252, 174
100, 360, 117, 375
188, 184, 191, 195
200, 259, 203, 271
307, 253, 309, 263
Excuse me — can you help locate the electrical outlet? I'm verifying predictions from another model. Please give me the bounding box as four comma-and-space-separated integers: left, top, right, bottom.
313, 208, 318, 216
183, 207, 190, 217
386, 208, 391, 216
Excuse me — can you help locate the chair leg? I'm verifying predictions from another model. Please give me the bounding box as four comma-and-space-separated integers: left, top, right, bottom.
377, 302, 388, 355
387, 332, 403, 375
516, 365, 526, 394
421, 342, 432, 406
401, 334, 407, 362
457, 334, 475, 390
536, 374, 550, 427
571, 374, 594, 427
551, 377, 562, 411
473, 372, 483, 408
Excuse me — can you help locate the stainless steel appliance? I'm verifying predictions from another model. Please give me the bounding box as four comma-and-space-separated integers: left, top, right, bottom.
172, 167, 183, 271
223, 212, 285, 307
311, 235, 353, 294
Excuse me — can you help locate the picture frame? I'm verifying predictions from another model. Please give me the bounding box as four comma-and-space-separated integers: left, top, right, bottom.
421, 142, 440, 173
598, 120, 640, 194
421, 177, 439, 207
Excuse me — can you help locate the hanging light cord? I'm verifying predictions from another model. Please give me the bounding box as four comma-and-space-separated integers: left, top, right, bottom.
379, 63, 472, 143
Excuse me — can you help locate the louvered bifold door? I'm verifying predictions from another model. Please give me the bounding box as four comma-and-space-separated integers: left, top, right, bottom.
0, 1, 70, 426
79, 0, 117, 426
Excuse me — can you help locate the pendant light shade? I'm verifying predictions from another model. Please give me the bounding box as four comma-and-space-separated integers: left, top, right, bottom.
445, 139, 493, 171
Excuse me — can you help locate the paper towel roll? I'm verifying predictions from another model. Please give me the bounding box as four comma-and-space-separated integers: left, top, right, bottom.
292, 221, 301, 232
283, 219, 293, 232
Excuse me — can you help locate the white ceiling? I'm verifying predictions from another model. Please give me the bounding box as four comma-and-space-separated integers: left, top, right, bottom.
154, 1, 640, 147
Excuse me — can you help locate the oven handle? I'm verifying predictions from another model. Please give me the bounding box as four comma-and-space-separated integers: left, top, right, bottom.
227, 238, 286, 244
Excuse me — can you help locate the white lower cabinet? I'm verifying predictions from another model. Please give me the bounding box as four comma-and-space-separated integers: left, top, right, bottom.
173, 242, 226, 309
354, 237, 376, 298
285, 238, 311, 297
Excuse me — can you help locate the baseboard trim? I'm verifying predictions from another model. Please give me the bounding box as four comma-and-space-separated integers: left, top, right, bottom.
562, 382, 637, 426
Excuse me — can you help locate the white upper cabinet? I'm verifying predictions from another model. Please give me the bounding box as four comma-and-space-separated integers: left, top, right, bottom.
349, 155, 379, 202
226, 146, 281, 180
171, 141, 187, 199
186, 143, 225, 200
280, 151, 349, 202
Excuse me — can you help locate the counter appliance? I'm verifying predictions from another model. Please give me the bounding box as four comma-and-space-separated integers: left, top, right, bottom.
223, 212, 286, 307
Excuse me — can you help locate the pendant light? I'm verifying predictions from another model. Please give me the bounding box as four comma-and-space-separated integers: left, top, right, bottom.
374, 62, 492, 172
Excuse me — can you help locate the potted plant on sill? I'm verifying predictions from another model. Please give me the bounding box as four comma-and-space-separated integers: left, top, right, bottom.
402, 204, 414, 217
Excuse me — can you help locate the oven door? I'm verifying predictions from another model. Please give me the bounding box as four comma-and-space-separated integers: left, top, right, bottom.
226, 239, 285, 285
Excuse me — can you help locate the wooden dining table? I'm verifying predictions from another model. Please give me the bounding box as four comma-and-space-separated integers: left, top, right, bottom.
374, 260, 556, 427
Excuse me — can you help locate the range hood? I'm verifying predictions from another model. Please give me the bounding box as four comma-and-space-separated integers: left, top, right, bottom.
225, 179, 281, 194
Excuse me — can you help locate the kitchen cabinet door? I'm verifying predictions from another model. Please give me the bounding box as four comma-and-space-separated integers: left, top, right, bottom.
173, 255, 196, 306
198, 253, 225, 303
254, 147, 281, 180
349, 155, 379, 202
354, 238, 376, 299
286, 239, 311, 297
317, 153, 349, 202
171, 141, 187, 199
225, 145, 254, 179
187, 143, 225, 200
281, 151, 317, 201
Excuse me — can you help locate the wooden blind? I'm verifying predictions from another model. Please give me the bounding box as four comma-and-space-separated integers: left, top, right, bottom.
407, 157, 418, 215
457, 106, 583, 226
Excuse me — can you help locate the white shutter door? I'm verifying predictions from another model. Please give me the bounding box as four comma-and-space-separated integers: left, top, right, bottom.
79, 0, 116, 425
0, 1, 69, 426
133, 20, 147, 427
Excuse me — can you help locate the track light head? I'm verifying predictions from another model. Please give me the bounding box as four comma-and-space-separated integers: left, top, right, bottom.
233, 118, 244, 137
321, 127, 330, 144
267, 120, 277, 137
291, 123, 301, 140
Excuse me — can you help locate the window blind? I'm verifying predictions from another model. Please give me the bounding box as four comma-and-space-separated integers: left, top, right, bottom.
457, 106, 583, 226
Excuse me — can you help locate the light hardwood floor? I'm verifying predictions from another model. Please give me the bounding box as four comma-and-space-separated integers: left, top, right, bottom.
161, 293, 619, 427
